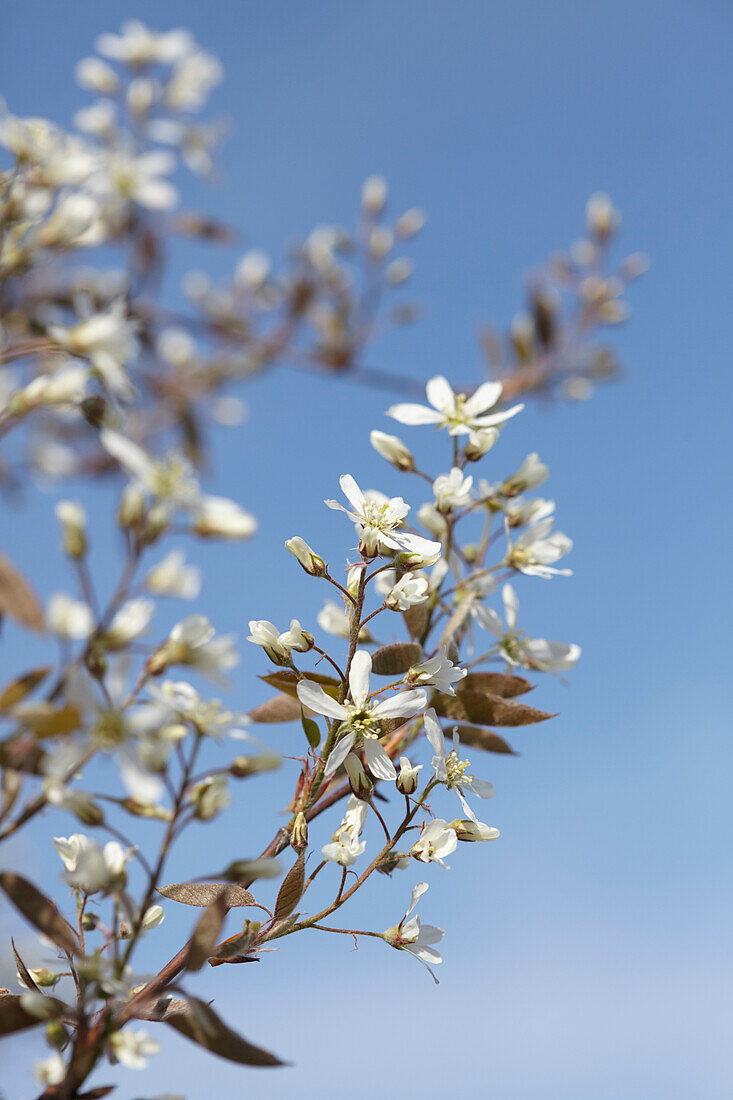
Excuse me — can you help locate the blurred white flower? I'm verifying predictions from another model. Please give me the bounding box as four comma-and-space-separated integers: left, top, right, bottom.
47, 593, 94, 640
146, 550, 201, 599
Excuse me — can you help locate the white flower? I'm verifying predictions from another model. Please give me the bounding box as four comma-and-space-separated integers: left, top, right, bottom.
385, 572, 429, 611
326, 474, 440, 559
465, 426, 499, 460
297, 651, 426, 781
247, 619, 312, 662
165, 50, 223, 111
106, 599, 155, 647
92, 149, 178, 211
387, 375, 523, 436
417, 502, 448, 540
49, 300, 139, 401
75, 56, 119, 94
475, 584, 580, 672
163, 615, 239, 687
55, 500, 87, 558
449, 818, 500, 842
146, 550, 201, 599
17, 366, 89, 409
96, 21, 193, 66
285, 536, 325, 577
57, 835, 133, 894
408, 648, 466, 696
502, 496, 555, 528
586, 192, 620, 239
361, 174, 388, 215
501, 453, 549, 496
188, 774, 230, 820
34, 1053, 65, 1086
193, 495, 257, 539
322, 796, 367, 867
504, 517, 573, 578
317, 599, 352, 639
433, 467, 473, 511
108, 1026, 160, 1070
47, 593, 94, 640
410, 818, 457, 868
383, 882, 444, 983
101, 429, 200, 510
424, 709, 495, 822
146, 680, 250, 740
369, 430, 414, 471
396, 756, 422, 795
141, 904, 165, 930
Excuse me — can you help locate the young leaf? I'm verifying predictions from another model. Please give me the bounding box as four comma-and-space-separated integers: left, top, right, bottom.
300, 707, 320, 749
11, 938, 40, 993
371, 642, 422, 676
260, 670, 340, 700
0, 872, 78, 955
403, 602, 429, 640
0, 667, 52, 711
0, 553, 44, 632
459, 692, 555, 727
248, 694, 302, 724
157, 883, 257, 908
0, 993, 66, 1037
457, 672, 533, 698
273, 850, 305, 921
453, 725, 518, 755
187, 894, 228, 972
159, 996, 285, 1066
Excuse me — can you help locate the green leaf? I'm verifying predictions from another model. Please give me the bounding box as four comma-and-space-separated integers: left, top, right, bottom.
300, 707, 321, 749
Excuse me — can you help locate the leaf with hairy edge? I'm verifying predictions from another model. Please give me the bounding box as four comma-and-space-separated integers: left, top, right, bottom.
459, 692, 555, 727
453, 726, 518, 755
157, 883, 257, 908
0, 872, 78, 955
273, 850, 305, 921
431, 694, 468, 720
260, 670, 340, 700
0, 993, 66, 1036
187, 893, 228, 972
371, 642, 422, 676
248, 694, 303, 724
0, 553, 44, 632
157, 996, 285, 1066
439, 596, 474, 648
403, 602, 429, 640
457, 672, 533, 698
11, 938, 40, 993
0, 667, 52, 711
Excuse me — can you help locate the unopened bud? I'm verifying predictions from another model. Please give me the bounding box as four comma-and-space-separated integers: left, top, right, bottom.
394, 207, 426, 239
118, 485, 145, 529
585, 192, 620, 241
396, 756, 422, 796
81, 912, 98, 931
24, 968, 59, 989
46, 1019, 68, 1049
376, 851, 411, 875
464, 427, 499, 462
230, 751, 282, 778
121, 797, 173, 821
55, 501, 87, 558
284, 536, 326, 577
344, 753, 372, 799
291, 812, 308, 851
361, 174, 387, 216
346, 563, 366, 598
80, 395, 108, 429
370, 430, 414, 472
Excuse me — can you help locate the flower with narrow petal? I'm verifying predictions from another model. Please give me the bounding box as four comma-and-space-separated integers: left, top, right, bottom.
475, 584, 580, 672
408, 648, 466, 696
46, 592, 94, 640
146, 550, 201, 599
49, 300, 139, 402
383, 882, 444, 983
108, 1026, 160, 1070
325, 474, 440, 560
192, 495, 256, 539
247, 619, 312, 664
504, 517, 573, 578
322, 796, 367, 866
385, 572, 429, 611
156, 615, 239, 687
410, 819, 457, 868
297, 651, 426, 781
448, 818, 501, 842
387, 375, 523, 437
433, 468, 473, 512
424, 709, 495, 822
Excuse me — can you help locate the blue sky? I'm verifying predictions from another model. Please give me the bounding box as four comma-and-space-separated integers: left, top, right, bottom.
1, 1, 732, 1097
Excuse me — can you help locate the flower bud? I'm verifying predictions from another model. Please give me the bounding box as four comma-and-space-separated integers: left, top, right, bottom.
586, 192, 620, 241
396, 756, 422, 796
464, 427, 499, 461
22, 968, 59, 989
344, 753, 373, 799
284, 536, 326, 577
81, 912, 99, 931
369, 430, 415, 472
46, 1019, 69, 1049
291, 812, 308, 852
395, 208, 426, 239
188, 775, 230, 820
118, 485, 146, 529
448, 818, 500, 842
361, 175, 387, 216
55, 501, 87, 558
376, 851, 411, 875
229, 751, 282, 778
121, 797, 174, 821
386, 258, 413, 285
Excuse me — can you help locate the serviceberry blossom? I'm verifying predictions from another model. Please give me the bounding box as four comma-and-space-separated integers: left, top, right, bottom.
146, 681, 251, 740
383, 882, 444, 983
475, 583, 581, 672
325, 474, 440, 559
407, 648, 467, 696
54, 834, 134, 894
504, 516, 573, 578
155, 614, 239, 687
433, 467, 473, 511
410, 818, 457, 868
145, 550, 201, 599
296, 650, 427, 780
46, 592, 94, 640
424, 709, 495, 822
322, 796, 367, 867
387, 375, 523, 436
247, 619, 312, 663
108, 1027, 160, 1070
48, 299, 139, 401
385, 571, 429, 611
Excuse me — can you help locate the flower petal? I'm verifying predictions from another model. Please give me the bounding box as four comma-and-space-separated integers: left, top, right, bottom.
323, 730, 356, 776
464, 380, 503, 416
373, 688, 426, 719
423, 708, 445, 759
339, 474, 365, 513
386, 403, 444, 426
425, 375, 455, 414
348, 650, 372, 706
296, 680, 347, 720
363, 737, 397, 781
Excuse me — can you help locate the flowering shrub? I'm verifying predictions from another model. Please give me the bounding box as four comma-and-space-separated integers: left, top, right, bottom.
0, 20, 644, 1098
